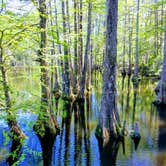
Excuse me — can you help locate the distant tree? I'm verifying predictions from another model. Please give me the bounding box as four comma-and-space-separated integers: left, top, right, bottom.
132, 0, 140, 84
61, 0, 70, 99
79, 0, 92, 101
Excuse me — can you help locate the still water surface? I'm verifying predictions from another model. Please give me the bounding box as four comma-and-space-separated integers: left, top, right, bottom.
0, 76, 166, 166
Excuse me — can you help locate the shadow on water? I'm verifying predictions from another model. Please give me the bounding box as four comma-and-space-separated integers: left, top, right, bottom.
37, 129, 57, 166
97, 137, 120, 166
125, 76, 131, 113
73, 100, 91, 166
157, 106, 166, 151
121, 76, 125, 112
56, 98, 91, 166
57, 102, 73, 166
131, 83, 141, 151
132, 84, 137, 128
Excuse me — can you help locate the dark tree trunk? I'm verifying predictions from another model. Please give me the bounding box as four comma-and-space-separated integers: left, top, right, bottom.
79, 1, 92, 101
98, 0, 120, 140
97, 138, 120, 166
7, 138, 23, 166
157, 23, 166, 105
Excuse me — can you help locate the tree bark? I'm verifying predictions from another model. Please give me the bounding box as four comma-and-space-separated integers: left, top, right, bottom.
61, 0, 70, 98
122, 0, 127, 78
99, 0, 120, 139
79, 1, 92, 100
0, 32, 24, 140
73, 0, 78, 93
49, 0, 60, 107
132, 0, 140, 83
158, 22, 166, 104
78, 0, 83, 79
33, 1, 59, 165
128, 12, 134, 77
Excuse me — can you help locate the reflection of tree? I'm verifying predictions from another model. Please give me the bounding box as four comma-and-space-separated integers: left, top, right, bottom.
73, 100, 91, 166
132, 85, 137, 128
157, 108, 166, 150
37, 129, 57, 166
64, 103, 72, 166
125, 76, 131, 113
155, 107, 166, 166
74, 103, 82, 166
85, 95, 91, 166
131, 84, 141, 151
97, 137, 120, 166
7, 138, 23, 166
57, 102, 73, 166
121, 76, 125, 112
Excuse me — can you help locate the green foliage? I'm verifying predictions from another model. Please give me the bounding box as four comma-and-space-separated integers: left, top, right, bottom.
2, 131, 10, 146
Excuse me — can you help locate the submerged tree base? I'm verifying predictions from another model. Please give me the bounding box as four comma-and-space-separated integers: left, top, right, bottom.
132, 75, 140, 86
96, 130, 120, 166
95, 122, 141, 151
6, 122, 25, 165
153, 100, 166, 108
95, 124, 123, 146
34, 117, 59, 166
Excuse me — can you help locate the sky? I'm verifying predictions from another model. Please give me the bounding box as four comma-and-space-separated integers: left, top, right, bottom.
6, 0, 34, 14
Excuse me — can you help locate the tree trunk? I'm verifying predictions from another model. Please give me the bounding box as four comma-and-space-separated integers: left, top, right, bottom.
33, 1, 59, 165
73, 0, 79, 95
122, 0, 127, 78
49, 1, 60, 109
0, 36, 24, 140
61, 0, 70, 99
128, 13, 134, 77
158, 22, 166, 105
78, 0, 83, 80
98, 0, 120, 140
79, 1, 92, 101
54, 0, 62, 54
154, 0, 159, 56
132, 0, 140, 84
49, 0, 61, 108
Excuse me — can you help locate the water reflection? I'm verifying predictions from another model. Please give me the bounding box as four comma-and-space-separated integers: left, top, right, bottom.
125, 76, 131, 113
132, 84, 137, 128
73, 101, 91, 166
2, 78, 166, 166
59, 102, 72, 166
7, 138, 23, 166
157, 107, 166, 151
97, 138, 120, 166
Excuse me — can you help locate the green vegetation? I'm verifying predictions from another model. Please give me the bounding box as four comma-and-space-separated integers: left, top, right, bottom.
0, 0, 165, 165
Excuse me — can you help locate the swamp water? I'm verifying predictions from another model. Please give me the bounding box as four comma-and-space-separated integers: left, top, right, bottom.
0, 75, 166, 166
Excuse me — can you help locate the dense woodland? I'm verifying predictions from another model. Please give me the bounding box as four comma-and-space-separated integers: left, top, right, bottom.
0, 0, 166, 165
